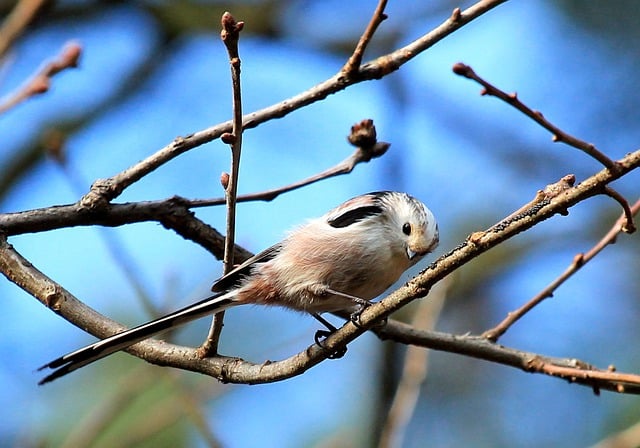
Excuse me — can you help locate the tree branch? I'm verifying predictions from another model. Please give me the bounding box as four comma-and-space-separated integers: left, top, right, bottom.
375, 319, 640, 395
1, 0, 636, 399
0, 196, 252, 260
342, 0, 388, 76
452, 62, 619, 171
77, 0, 509, 208
602, 187, 637, 233
0, 41, 81, 114
200, 11, 246, 356
0, 118, 390, 281
3, 149, 637, 391
483, 197, 640, 342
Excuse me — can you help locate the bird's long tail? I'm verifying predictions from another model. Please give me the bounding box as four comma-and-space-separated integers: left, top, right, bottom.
38, 292, 236, 385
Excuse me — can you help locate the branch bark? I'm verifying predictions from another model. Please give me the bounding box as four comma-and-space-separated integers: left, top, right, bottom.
3, 149, 638, 391
483, 197, 640, 342
200, 11, 246, 357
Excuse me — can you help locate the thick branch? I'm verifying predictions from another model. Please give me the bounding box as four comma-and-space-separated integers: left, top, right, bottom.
0, 197, 252, 261
3, 149, 637, 390
375, 320, 640, 395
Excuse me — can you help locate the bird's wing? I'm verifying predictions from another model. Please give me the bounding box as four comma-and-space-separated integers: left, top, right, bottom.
210, 243, 283, 292
325, 192, 385, 228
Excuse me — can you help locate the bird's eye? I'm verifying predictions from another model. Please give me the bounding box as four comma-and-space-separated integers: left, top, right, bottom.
402, 223, 412, 235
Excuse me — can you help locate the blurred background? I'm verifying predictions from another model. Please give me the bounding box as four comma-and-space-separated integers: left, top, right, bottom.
1, 1, 639, 447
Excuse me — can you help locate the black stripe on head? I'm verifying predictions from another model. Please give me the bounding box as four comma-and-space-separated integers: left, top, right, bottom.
327, 204, 383, 228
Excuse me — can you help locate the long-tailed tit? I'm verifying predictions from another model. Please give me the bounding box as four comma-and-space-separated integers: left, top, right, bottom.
39, 191, 438, 384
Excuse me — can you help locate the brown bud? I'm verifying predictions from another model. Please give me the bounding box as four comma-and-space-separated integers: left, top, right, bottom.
220, 172, 230, 190
347, 119, 377, 149
28, 76, 49, 95
221, 12, 244, 41
61, 41, 82, 68
452, 62, 472, 77
221, 132, 236, 144
450, 7, 462, 22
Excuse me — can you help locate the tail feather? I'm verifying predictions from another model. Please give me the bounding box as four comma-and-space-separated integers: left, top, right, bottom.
38, 292, 236, 385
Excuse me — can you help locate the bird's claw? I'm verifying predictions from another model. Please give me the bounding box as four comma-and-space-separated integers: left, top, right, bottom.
349, 302, 372, 328
314, 329, 347, 359
349, 304, 389, 331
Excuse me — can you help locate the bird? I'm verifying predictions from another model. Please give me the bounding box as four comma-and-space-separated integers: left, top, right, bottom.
38, 191, 439, 384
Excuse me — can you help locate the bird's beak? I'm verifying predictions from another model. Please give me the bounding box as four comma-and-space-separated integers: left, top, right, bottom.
407, 248, 418, 260
407, 232, 439, 260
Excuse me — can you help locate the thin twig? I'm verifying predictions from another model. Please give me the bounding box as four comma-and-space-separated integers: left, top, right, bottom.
78, 0, 509, 209
342, 0, 388, 76
233, 119, 390, 202
452, 62, 619, 171
483, 197, 640, 342
200, 12, 245, 357
0, 121, 390, 239
0, 41, 81, 114
603, 187, 637, 233
220, 10, 245, 272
